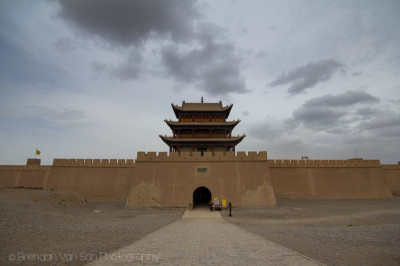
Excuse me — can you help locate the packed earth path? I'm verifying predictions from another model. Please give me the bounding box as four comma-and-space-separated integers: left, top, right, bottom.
88, 208, 324, 265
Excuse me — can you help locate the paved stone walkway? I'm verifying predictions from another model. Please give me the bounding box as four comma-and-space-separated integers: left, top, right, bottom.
89, 209, 324, 265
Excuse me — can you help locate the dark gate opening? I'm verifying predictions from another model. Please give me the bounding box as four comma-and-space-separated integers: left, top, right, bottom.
193, 186, 211, 208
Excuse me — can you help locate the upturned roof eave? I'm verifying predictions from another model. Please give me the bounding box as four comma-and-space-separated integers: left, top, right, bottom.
171, 103, 233, 119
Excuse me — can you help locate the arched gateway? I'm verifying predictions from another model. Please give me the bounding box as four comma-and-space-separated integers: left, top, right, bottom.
193, 186, 211, 208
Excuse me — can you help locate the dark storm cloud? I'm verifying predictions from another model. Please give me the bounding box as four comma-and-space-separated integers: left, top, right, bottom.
268, 59, 344, 95
57, 0, 200, 46
57, 0, 247, 96
162, 40, 248, 96
304, 90, 379, 108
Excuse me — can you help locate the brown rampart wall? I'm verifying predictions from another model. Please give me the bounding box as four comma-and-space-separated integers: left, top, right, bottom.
268, 159, 393, 199
129, 151, 276, 208
136, 151, 268, 161
0, 165, 51, 188
267, 159, 381, 168
45, 159, 135, 200
1, 155, 399, 204
382, 163, 400, 196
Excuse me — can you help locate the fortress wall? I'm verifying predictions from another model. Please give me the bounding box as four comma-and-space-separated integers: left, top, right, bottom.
382, 163, 400, 196
268, 159, 392, 199
0, 165, 51, 188
136, 151, 268, 161
44, 159, 135, 200
1, 154, 397, 204
128, 151, 275, 208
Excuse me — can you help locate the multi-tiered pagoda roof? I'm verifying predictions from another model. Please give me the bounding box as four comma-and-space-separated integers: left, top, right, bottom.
160, 98, 245, 153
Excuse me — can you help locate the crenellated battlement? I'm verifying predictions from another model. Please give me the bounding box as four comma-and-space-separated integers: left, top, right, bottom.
0, 165, 52, 171
381, 162, 400, 169
136, 151, 268, 161
267, 159, 382, 168
52, 158, 135, 167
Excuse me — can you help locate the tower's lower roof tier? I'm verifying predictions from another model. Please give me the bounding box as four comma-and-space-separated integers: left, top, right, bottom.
165, 120, 240, 130
159, 135, 245, 146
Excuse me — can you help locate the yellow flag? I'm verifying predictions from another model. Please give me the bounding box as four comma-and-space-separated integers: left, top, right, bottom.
36, 149, 41, 155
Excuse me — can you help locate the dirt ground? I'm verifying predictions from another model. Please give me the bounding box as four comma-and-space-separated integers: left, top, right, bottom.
222, 198, 400, 266
0, 188, 183, 265
1, 188, 399, 265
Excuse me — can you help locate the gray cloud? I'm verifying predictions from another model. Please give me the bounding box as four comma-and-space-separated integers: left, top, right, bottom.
57, 0, 200, 47
57, 0, 247, 96
357, 110, 400, 138
25, 106, 88, 128
249, 119, 284, 142
91, 50, 143, 80
162, 40, 249, 96
355, 107, 380, 117
305, 90, 379, 108
268, 59, 344, 95
286, 106, 346, 131
285, 90, 380, 133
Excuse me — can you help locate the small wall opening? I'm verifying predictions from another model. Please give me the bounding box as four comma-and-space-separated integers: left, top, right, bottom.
193, 186, 211, 208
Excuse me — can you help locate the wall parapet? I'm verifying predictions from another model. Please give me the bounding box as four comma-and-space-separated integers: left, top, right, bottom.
52, 159, 135, 167
382, 162, 400, 169
136, 151, 268, 162
267, 159, 382, 168
0, 165, 52, 171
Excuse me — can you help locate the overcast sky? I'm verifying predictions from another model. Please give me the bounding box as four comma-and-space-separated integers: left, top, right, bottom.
1, 0, 399, 165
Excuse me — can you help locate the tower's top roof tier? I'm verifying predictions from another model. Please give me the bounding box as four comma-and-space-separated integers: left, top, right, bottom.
171, 100, 233, 118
